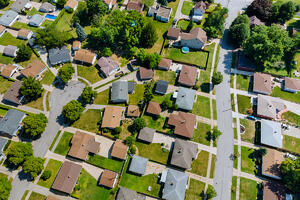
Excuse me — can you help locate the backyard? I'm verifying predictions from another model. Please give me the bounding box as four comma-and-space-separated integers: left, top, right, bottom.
0, 53, 13, 64
282, 111, 300, 126
142, 115, 170, 133
240, 119, 256, 143
192, 122, 211, 146
54, 131, 73, 156
283, 135, 300, 154
181, 1, 194, 15
135, 141, 170, 164
129, 84, 145, 105
241, 146, 256, 175
0, 77, 14, 94
185, 179, 205, 200
0, 32, 26, 46
189, 150, 209, 177
237, 94, 252, 115
239, 177, 258, 200
154, 70, 177, 85
73, 109, 101, 133
192, 95, 211, 118
87, 154, 124, 173
271, 86, 300, 104
176, 20, 202, 32
77, 65, 103, 84
37, 159, 62, 188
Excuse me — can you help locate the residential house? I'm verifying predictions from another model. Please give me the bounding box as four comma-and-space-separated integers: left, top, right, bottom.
126, 105, 140, 118
0, 138, 8, 161
64, 0, 78, 11
170, 139, 197, 169
146, 101, 162, 116
0, 25, 6, 37
155, 80, 169, 95
103, 0, 117, 9
253, 72, 272, 95
128, 82, 135, 94
256, 95, 286, 120
168, 111, 196, 139
0, 109, 26, 137
139, 67, 154, 80
147, 6, 157, 17
67, 131, 100, 161
175, 87, 196, 111
0, 64, 19, 78
72, 40, 81, 51
17, 29, 33, 40
158, 58, 172, 70
48, 46, 71, 66
52, 161, 82, 194
167, 27, 181, 40
263, 181, 287, 200
178, 65, 197, 87
283, 77, 300, 93
162, 169, 188, 200
99, 170, 118, 188
156, 6, 172, 22
28, 14, 44, 27
262, 148, 284, 180
21, 59, 47, 79
74, 49, 97, 65
138, 127, 155, 143
173, 27, 207, 50
97, 57, 120, 78
39, 2, 56, 13
127, 0, 144, 13
260, 119, 282, 148
129, 155, 148, 175
3, 81, 24, 105
237, 51, 256, 72
111, 139, 128, 160
11, 0, 30, 13
249, 16, 265, 27
0, 10, 19, 26
111, 80, 129, 103
3, 45, 18, 57
46, 195, 60, 200
192, 1, 207, 22
101, 106, 123, 129
116, 187, 145, 200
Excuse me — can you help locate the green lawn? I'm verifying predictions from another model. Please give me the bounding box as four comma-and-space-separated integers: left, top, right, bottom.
193, 122, 211, 146
233, 145, 238, 169
142, 0, 154, 6
181, 1, 194, 15
25, 91, 45, 111
271, 86, 300, 104
87, 154, 124, 173
55, 10, 76, 37
283, 135, 300, 154
0, 32, 26, 46
210, 154, 216, 178
0, 172, 8, 178
0, 53, 14, 64
37, 159, 62, 188
231, 176, 237, 200
40, 70, 56, 85
152, 93, 172, 104
135, 142, 169, 164
1, 1, 13, 11
11, 21, 51, 32
73, 109, 101, 133
240, 119, 256, 143
177, 20, 202, 32
231, 93, 235, 111
77, 65, 103, 84
192, 95, 211, 119
0, 77, 14, 94
94, 89, 109, 105
129, 84, 145, 105
237, 94, 251, 115
241, 146, 256, 175
197, 70, 210, 93
27, 7, 44, 16
21, 190, 29, 200
154, 70, 177, 85
234, 127, 237, 139
28, 192, 45, 200
239, 177, 257, 200
54, 131, 73, 156
142, 115, 169, 133
0, 108, 7, 117
236, 74, 250, 91
71, 169, 113, 200
185, 178, 205, 200
189, 150, 209, 177
282, 111, 300, 126
212, 99, 217, 120
119, 157, 161, 197
49, 131, 61, 151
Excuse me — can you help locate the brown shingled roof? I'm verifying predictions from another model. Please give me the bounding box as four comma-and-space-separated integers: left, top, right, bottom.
68, 131, 100, 161
139, 67, 153, 80
158, 58, 172, 70
74, 49, 96, 65
3, 81, 23, 105
52, 161, 82, 194
181, 27, 207, 43
46, 195, 60, 200
17, 29, 32, 38
102, 106, 123, 128
99, 170, 118, 188
194, 1, 207, 11
0, 64, 17, 77
127, 0, 144, 12
178, 65, 197, 87
262, 148, 284, 179
263, 181, 286, 200
167, 27, 180, 40
284, 77, 300, 92
65, 0, 77, 9
168, 111, 196, 138
0, 25, 5, 34
126, 105, 140, 117
146, 101, 162, 115
111, 139, 128, 160
72, 40, 81, 49
21, 59, 46, 78
253, 72, 272, 95
103, 0, 117, 6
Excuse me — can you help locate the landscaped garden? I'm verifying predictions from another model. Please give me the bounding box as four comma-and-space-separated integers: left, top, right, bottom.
154, 70, 177, 85
37, 159, 62, 188
77, 65, 103, 84
135, 141, 170, 164
271, 86, 300, 104
189, 150, 209, 177
192, 122, 211, 146
185, 178, 205, 200
192, 95, 211, 118
239, 177, 258, 200
241, 146, 256, 175
87, 154, 124, 173
240, 119, 256, 143
73, 109, 101, 133
54, 131, 73, 156
0, 77, 14, 94
283, 135, 300, 154
237, 94, 251, 115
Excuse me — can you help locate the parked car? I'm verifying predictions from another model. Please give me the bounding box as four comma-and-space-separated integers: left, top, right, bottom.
274, 77, 283, 83
281, 123, 290, 130
247, 115, 257, 121
285, 153, 297, 160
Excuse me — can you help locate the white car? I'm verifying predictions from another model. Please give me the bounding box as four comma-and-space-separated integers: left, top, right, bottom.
286, 153, 297, 160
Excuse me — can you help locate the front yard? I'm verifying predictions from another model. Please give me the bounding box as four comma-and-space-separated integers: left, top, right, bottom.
189, 150, 209, 177
94, 89, 109, 105
135, 141, 170, 164
181, 1, 194, 15
24, 91, 45, 111
73, 109, 101, 133
154, 70, 177, 85
77, 65, 103, 84
236, 74, 250, 91
241, 146, 256, 175
192, 122, 211, 146
54, 131, 73, 156
197, 70, 210, 93
37, 159, 62, 188
40, 70, 56, 86
239, 177, 258, 200
0, 77, 14, 94
86, 154, 124, 173
28, 192, 45, 200
271, 86, 300, 104
283, 135, 300, 154
0, 53, 13, 64
282, 111, 300, 126
240, 119, 256, 143
237, 94, 252, 115
185, 179, 205, 200
192, 95, 211, 119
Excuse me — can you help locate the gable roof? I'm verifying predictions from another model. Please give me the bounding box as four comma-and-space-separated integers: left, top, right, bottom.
284, 77, 300, 92
158, 58, 172, 70
193, 1, 206, 12
168, 111, 196, 138
157, 6, 172, 19
74, 49, 96, 65
98, 57, 120, 77
65, 0, 77, 9
0, 138, 8, 155
0, 10, 18, 26
129, 155, 148, 175
178, 65, 197, 86
3, 45, 18, 57
253, 72, 272, 95
21, 59, 46, 78
3, 81, 23, 105
99, 170, 117, 188
72, 40, 80, 50
11, 0, 29, 13
29, 14, 44, 26
52, 161, 82, 194
48, 46, 71, 65
171, 139, 197, 169
263, 181, 286, 200
139, 67, 153, 80
155, 80, 168, 94
162, 169, 188, 200
146, 101, 162, 115
0, 109, 26, 137
257, 95, 285, 119
102, 106, 123, 128
167, 27, 181, 40
175, 87, 196, 110
111, 139, 128, 160
261, 119, 282, 148
262, 148, 284, 179
126, 105, 140, 117
127, 0, 144, 12
111, 80, 128, 102
181, 28, 207, 43
138, 127, 155, 143
67, 131, 100, 160
116, 187, 139, 200
17, 29, 32, 39
249, 16, 265, 26
39, 2, 56, 12
0, 64, 17, 77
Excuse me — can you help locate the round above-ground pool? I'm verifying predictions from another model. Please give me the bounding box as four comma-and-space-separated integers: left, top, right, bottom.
181, 47, 189, 54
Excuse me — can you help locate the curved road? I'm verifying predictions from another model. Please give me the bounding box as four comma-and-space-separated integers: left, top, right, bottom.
213, 0, 253, 200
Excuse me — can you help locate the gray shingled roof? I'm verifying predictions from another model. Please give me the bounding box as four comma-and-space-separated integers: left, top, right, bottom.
0, 10, 18, 26
0, 138, 8, 155
48, 46, 71, 65
155, 80, 168, 94
11, 0, 29, 13
29, 14, 44, 27
261, 119, 282, 148
116, 187, 137, 200
162, 169, 188, 200
128, 82, 135, 94
3, 45, 18, 57
129, 155, 148, 175
39, 2, 56, 12
138, 127, 155, 143
111, 80, 128, 103
0, 109, 26, 137
175, 87, 196, 111
171, 139, 197, 169
257, 95, 285, 119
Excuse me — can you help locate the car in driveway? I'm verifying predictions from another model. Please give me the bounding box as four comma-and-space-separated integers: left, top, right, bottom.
247, 115, 257, 121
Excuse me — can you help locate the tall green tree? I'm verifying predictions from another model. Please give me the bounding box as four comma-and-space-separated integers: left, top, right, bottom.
62, 100, 84, 122
75, 23, 87, 41
56, 0, 66, 8
86, 0, 108, 17
23, 113, 48, 138
0, 177, 11, 200
212, 72, 223, 85
278, 1, 296, 24
6, 142, 33, 166
203, 7, 228, 38
80, 86, 97, 104
143, 82, 153, 104
206, 185, 217, 199
246, 0, 272, 21
88, 25, 117, 49
280, 158, 300, 193
57, 64, 75, 84
0, 0, 9, 8
16, 44, 32, 62
229, 15, 250, 47
141, 21, 158, 48
23, 156, 44, 179
35, 25, 68, 50
132, 118, 146, 132
20, 77, 44, 101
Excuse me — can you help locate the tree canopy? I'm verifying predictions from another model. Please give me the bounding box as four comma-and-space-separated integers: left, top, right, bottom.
246, 0, 272, 21
57, 64, 75, 84
136, 49, 161, 69
280, 158, 300, 193
23, 113, 48, 138
229, 15, 250, 46
203, 7, 228, 38
133, 118, 146, 132
80, 86, 97, 104
6, 142, 33, 166
143, 82, 153, 104
62, 100, 84, 122
0, 0, 9, 8
140, 21, 158, 48
23, 156, 44, 179
20, 77, 44, 101
35, 25, 68, 50
86, 0, 108, 18
0, 177, 11, 200
76, 23, 87, 41
16, 44, 32, 62
212, 72, 223, 85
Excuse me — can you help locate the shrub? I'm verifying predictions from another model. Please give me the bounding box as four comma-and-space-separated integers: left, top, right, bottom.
41, 170, 52, 180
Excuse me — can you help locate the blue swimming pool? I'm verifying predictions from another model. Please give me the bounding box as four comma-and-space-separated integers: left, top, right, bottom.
45, 14, 57, 20
181, 47, 189, 54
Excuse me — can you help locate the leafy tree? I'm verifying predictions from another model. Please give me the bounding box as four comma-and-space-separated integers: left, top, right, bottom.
16, 44, 32, 62
278, 1, 296, 24
203, 8, 228, 38
62, 100, 84, 122
35, 25, 68, 50
186, 19, 194, 32
231, 14, 250, 26
71, 3, 89, 26
133, 118, 146, 132
23, 113, 48, 137
88, 25, 117, 49
257, 147, 267, 157
23, 156, 44, 179
125, 136, 135, 147
242, 25, 293, 68
80, 86, 97, 104
161, 98, 173, 110
280, 158, 300, 193
0, 177, 11, 200
112, 126, 122, 135
206, 185, 217, 199
143, 82, 153, 104
75, 23, 87, 41
270, 3, 281, 23
158, 0, 168, 6
212, 72, 223, 85
209, 128, 222, 141
136, 49, 161, 69
6, 142, 33, 166
0, 0, 9, 8
57, 64, 75, 84
246, 0, 272, 21
141, 21, 158, 48
101, 47, 113, 57
56, 0, 66, 8
41, 170, 52, 181
86, 0, 108, 17
229, 15, 250, 46
20, 77, 44, 101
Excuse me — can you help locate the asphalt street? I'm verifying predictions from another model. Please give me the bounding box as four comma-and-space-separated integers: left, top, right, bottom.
213, 0, 253, 200
9, 81, 85, 200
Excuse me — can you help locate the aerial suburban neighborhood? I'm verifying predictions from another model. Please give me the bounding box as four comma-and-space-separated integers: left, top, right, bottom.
0, 0, 299, 199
